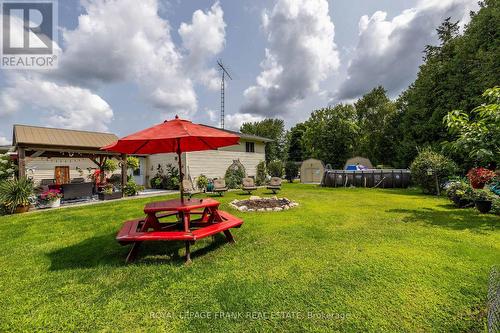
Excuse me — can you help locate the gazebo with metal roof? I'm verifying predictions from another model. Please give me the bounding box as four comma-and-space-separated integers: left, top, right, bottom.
12, 124, 128, 193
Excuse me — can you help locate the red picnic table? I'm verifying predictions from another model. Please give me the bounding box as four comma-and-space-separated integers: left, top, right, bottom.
116, 198, 243, 263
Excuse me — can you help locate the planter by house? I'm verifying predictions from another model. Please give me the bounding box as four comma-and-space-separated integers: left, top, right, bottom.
98, 191, 123, 201
475, 200, 492, 214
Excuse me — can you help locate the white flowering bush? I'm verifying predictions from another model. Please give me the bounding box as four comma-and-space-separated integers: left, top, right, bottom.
0, 154, 16, 181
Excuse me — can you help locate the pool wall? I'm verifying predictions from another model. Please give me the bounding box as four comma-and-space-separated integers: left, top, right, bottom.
321, 169, 411, 188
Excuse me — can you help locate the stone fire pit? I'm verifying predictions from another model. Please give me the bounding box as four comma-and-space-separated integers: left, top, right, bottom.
230, 196, 298, 212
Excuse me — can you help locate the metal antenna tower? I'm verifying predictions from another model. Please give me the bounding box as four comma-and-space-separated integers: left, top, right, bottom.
217, 59, 232, 129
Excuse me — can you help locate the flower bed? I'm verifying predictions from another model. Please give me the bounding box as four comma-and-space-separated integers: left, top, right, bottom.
230, 196, 298, 212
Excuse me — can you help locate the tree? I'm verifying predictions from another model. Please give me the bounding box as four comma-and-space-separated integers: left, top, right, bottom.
240, 119, 285, 163
395, 1, 500, 167
443, 87, 500, 166
353, 86, 397, 166
286, 123, 306, 162
302, 105, 358, 168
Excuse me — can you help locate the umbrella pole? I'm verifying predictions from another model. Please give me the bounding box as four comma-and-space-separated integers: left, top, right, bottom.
177, 140, 184, 201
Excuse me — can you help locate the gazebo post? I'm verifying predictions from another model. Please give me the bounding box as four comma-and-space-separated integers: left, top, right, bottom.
121, 153, 127, 197
17, 147, 26, 179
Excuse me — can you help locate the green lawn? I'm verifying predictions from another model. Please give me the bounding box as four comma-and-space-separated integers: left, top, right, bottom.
0, 184, 498, 332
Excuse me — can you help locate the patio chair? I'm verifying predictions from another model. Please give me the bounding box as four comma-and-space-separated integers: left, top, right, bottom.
242, 177, 257, 194
267, 177, 282, 194
182, 179, 199, 198
213, 179, 228, 196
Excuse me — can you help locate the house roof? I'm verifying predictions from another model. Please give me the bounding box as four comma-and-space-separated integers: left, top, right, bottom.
13, 124, 119, 150
203, 125, 273, 143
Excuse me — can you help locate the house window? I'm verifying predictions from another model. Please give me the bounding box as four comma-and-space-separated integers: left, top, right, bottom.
245, 142, 255, 153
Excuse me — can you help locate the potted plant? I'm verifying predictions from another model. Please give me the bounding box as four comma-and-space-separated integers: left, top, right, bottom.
0, 177, 35, 214
37, 189, 62, 209
196, 174, 209, 192
446, 180, 474, 208
473, 189, 494, 214
98, 184, 122, 200
467, 167, 496, 189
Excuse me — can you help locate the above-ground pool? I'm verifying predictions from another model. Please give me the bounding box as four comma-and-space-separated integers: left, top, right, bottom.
321, 169, 411, 188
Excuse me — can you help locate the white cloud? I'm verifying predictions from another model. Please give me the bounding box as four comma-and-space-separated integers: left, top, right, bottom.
335, 0, 478, 100
179, 1, 226, 90
0, 136, 10, 145
240, 0, 339, 117
56, 0, 198, 117
1, 0, 229, 129
0, 73, 113, 132
225, 113, 264, 130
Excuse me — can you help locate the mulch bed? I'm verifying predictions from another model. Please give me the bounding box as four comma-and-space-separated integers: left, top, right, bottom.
234, 198, 291, 209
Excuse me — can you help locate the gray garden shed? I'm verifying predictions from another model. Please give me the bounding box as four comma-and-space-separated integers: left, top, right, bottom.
300, 158, 325, 183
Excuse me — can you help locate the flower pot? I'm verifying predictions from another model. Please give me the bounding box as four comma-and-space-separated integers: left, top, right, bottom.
98, 191, 123, 201
14, 205, 30, 214
38, 198, 61, 209
452, 196, 472, 208
475, 200, 492, 214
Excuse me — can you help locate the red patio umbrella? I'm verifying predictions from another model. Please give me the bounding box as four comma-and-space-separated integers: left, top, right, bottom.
102, 116, 240, 198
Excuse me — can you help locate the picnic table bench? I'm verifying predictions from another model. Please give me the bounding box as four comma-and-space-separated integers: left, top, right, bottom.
116, 198, 243, 263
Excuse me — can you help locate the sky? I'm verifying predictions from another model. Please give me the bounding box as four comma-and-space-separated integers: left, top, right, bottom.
0, 0, 479, 145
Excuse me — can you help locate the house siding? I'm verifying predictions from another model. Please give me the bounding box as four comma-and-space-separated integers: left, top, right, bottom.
186, 140, 266, 180
144, 140, 266, 187
25, 157, 98, 185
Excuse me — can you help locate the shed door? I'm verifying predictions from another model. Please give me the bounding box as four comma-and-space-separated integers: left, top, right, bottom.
312, 168, 322, 182
54, 166, 70, 184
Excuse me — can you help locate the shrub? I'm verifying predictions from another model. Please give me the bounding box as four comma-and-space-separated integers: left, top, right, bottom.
0, 177, 35, 214
410, 147, 458, 194
268, 160, 284, 178
196, 174, 208, 191
255, 161, 267, 186
0, 154, 17, 181
491, 197, 500, 215
150, 176, 163, 189
149, 164, 179, 190
472, 189, 495, 202
162, 164, 179, 190
446, 180, 474, 207
285, 161, 299, 183
466, 167, 496, 189
124, 180, 144, 196
225, 161, 246, 189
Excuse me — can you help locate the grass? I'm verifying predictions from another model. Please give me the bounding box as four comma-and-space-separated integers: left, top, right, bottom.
0, 183, 498, 332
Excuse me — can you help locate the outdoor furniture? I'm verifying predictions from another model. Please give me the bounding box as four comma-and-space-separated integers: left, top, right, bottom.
61, 182, 93, 200
213, 179, 228, 196
267, 177, 282, 194
40, 179, 55, 186
182, 179, 199, 198
242, 177, 257, 194
103, 115, 243, 264
116, 198, 243, 263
